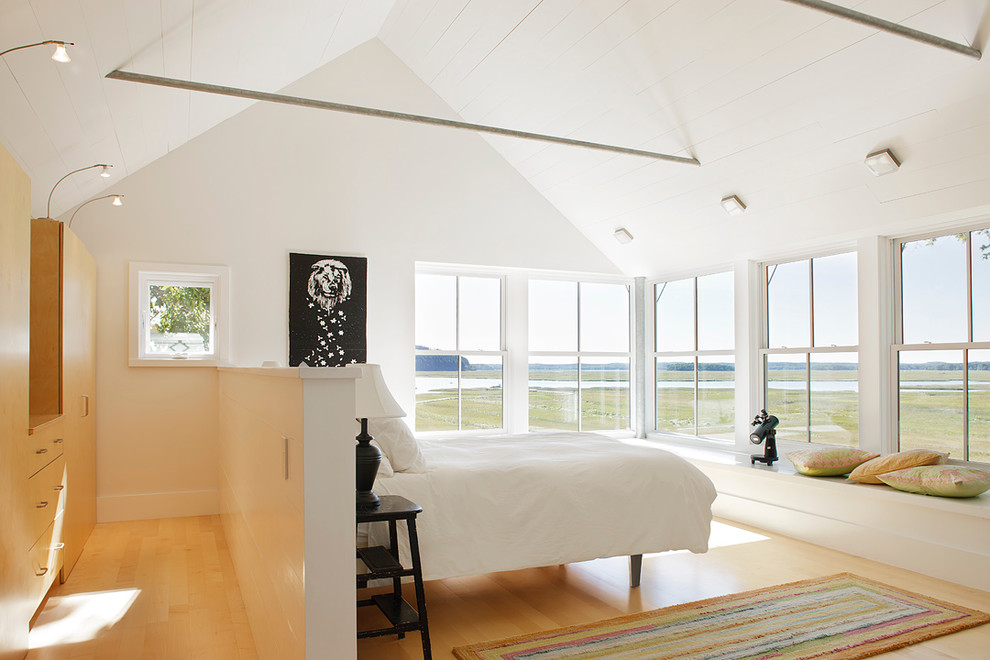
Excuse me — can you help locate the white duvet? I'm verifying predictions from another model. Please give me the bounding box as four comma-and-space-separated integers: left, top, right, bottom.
369, 432, 717, 581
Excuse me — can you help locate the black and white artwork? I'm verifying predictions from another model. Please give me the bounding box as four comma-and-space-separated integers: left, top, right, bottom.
288, 252, 367, 367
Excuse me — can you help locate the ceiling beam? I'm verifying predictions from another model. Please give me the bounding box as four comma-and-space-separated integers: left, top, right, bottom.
105, 69, 701, 166
780, 0, 981, 60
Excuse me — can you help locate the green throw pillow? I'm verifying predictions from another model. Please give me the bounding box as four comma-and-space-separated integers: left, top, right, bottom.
787, 448, 879, 477
876, 465, 990, 498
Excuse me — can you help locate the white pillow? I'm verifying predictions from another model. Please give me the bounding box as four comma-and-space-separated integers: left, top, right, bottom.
368, 418, 426, 473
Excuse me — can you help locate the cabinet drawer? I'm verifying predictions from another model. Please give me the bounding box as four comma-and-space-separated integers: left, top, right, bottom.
28, 454, 66, 546
28, 517, 64, 612
28, 419, 64, 477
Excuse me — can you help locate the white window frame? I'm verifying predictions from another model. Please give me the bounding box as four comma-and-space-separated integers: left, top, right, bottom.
526, 276, 634, 434
414, 263, 634, 437
414, 267, 507, 435
892, 222, 990, 462
129, 262, 230, 367
650, 270, 736, 442
758, 249, 859, 445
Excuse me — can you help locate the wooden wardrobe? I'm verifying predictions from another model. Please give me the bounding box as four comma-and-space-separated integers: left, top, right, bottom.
0, 143, 97, 660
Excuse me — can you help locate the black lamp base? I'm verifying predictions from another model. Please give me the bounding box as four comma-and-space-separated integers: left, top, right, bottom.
356, 418, 382, 510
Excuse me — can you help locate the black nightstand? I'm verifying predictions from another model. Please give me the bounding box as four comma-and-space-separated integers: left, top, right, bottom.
356, 495, 431, 659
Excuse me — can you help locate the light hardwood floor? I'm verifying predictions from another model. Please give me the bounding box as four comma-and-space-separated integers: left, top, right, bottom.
26, 516, 990, 659
27, 515, 257, 660
358, 519, 990, 659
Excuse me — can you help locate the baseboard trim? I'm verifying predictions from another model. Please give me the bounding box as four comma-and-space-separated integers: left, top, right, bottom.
97, 489, 219, 522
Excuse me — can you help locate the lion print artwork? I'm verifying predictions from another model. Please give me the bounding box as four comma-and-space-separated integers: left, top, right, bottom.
288, 253, 367, 367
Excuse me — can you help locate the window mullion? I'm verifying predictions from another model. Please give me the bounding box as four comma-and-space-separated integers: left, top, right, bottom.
805, 352, 812, 443
694, 278, 699, 436
964, 348, 970, 461
965, 233, 973, 460
809, 259, 816, 348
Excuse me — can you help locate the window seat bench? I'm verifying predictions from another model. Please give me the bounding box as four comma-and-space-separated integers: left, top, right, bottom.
640, 439, 990, 592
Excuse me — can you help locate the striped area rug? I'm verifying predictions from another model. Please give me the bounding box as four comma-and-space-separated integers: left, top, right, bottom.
452, 573, 989, 659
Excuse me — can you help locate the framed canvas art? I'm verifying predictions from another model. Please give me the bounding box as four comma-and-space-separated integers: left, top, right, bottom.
288, 252, 367, 367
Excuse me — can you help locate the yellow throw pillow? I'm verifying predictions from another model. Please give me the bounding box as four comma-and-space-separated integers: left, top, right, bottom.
847, 449, 948, 484
877, 466, 990, 498
787, 448, 879, 477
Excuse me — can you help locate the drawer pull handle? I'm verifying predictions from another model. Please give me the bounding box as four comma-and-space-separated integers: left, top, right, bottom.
53, 485, 64, 492
35, 448, 48, 455
35, 567, 48, 577
36, 501, 49, 509
53, 438, 64, 444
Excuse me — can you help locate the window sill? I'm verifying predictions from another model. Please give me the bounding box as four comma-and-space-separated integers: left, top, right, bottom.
129, 358, 226, 367
637, 435, 990, 519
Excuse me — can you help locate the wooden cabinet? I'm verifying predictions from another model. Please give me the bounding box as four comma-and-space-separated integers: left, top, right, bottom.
59, 225, 97, 578
1, 144, 97, 660
0, 139, 33, 660
29, 219, 97, 583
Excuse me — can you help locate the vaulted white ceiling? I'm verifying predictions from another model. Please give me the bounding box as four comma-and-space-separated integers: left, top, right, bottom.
2, 0, 989, 276
0, 0, 392, 218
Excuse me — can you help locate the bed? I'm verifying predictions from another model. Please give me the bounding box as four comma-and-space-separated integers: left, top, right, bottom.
365, 426, 717, 584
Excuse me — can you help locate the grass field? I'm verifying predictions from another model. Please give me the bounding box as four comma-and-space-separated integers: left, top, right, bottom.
415, 368, 990, 462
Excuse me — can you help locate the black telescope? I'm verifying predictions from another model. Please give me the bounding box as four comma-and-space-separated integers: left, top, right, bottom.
750, 409, 779, 466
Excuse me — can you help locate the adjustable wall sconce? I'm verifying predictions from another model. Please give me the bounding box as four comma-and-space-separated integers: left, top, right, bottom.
68, 194, 124, 229
46, 164, 113, 219
0, 40, 73, 62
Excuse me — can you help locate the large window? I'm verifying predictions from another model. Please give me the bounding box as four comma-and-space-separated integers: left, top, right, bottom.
654, 272, 734, 440
762, 253, 858, 445
415, 273, 504, 432
896, 227, 990, 462
528, 280, 631, 432
129, 263, 229, 365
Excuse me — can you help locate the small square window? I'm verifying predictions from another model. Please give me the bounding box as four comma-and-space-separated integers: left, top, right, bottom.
130, 263, 229, 365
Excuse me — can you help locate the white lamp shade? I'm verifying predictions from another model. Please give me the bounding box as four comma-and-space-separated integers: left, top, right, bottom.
355, 364, 405, 418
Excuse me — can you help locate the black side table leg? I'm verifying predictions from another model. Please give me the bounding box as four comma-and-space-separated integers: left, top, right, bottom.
407, 518, 432, 660
387, 519, 405, 639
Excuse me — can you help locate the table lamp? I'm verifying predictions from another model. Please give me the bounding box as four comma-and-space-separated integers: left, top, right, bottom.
355, 364, 405, 510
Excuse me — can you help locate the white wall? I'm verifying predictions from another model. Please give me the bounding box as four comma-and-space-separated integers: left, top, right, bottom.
73, 38, 619, 521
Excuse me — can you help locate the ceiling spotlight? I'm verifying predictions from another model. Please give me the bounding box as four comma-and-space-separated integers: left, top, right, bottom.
613, 228, 634, 244
0, 40, 74, 62
111, 195, 123, 206
100, 164, 112, 178
864, 149, 900, 176
720, 195, 747, 216
50, 42, 71, 63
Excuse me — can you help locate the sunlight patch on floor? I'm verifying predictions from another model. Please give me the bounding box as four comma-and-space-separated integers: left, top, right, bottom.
30, 588, 140, 648
647, 521, 770, 558
707, 521, 770, 548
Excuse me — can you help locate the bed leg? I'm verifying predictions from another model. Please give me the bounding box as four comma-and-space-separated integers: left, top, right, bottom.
629, 554, 642, 588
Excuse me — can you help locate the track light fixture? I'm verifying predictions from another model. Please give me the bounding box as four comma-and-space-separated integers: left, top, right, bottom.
68, 194, 124, 228
46, 163, 113, 219
0, 40, 74, 62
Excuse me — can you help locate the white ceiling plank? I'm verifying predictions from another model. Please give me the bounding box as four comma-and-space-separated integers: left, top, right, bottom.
3, 0, 989, 265
320, 1, 395, 65
160, 0, 193, 151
